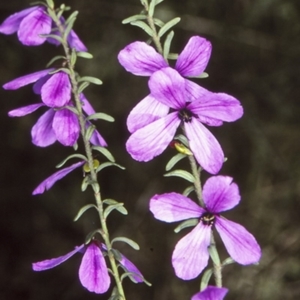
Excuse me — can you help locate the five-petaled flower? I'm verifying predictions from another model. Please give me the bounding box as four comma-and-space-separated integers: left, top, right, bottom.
191, 286, 228, 300
0, 6, 87, 51
150, 175, 261, 280
126, 67, 243, 174
3, 70, 106, 147
32, 241, 144, 294
118, 36, 213, 133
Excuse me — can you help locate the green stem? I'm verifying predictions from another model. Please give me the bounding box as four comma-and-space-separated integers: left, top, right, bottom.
209, 234, 222, 287
51, 7, 126, 299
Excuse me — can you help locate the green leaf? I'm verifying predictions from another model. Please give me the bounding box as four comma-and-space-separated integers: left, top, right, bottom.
104, 203, 128, 218
70, 48, 77, 66
149, 0, 164, 16
85, 229, 102, 244
96, 162, 125, 172
174, 134, 189, 146
78, 76, 103, 85
111, 237, 140, 250
200, 268, 213, 291
153, 18, 165, 28
64, 11, 78, 41
86, 112, 114, 122
92, 146, 115, 162
208, 242, 221, 265
62, 105, 79, 115
41, 33, 63, 44
85, 124, 96, 142
130, 21, 153, 37
91, 182, 100, 193
77, 52, 93, 59
222, 257, 235, 267
165, 153, 185, 171
163, 30, 174, 60
46, 0, 54, 9
55, 154, 87, 168
164, 169, 195, 183
122, 14, 147, 24
103, 198, 119, 205
48, 67, 70, 75
46, 55, 66, 67
78, 82, 90, 94
167, 53, 178, 60
182, 185, 194, 196
187, 72, 209, 79
174, 218, 198, 233
65, 10, 79, 26
74, 204, 98, 221
81, 176, 89, 192
158, 17, 181, 37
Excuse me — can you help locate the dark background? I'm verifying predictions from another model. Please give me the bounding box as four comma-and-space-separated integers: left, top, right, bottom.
0, 0, 299, 299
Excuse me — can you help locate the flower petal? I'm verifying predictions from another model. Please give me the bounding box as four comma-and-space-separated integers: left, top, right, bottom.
32, 161, 85, 195
203, 176, 241, 213
8, 103, 44, 117
127, 94, 169, 133
172, 223, 211, 280
0, 6, 37, 34
33, 74, 52, 94
118, 41, 168, 76
79, 243, 110, 294
126, 112, 180, 161
18, 7, 52, 46
215, 217, 261, 265
32, 244, 84, 271
184, 119, 224, 174
119, 254, 144, 283
80, 93, 95, 115
31, 109, 56, 147
52, 109, 79, 146
175, 36, 212, 77
3, 68, 53, 90
41, 72, 71, 107
185, 79, 210, 102
150, 192, 203, 222
67, 29, 88, 52
89, 127, 107, 147
191, 286, 228, 300
149, 67, 186, 109
188, 93, 243, 125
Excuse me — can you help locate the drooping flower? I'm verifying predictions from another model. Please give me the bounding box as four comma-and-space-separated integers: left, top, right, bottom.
118, 36, 212, 132
191, 286, 228, 300
32, 241, 144, 294
8, 93, 106, 147
150, 176, 261, 280
126, 67, 243, 174
0, 6, 87, 51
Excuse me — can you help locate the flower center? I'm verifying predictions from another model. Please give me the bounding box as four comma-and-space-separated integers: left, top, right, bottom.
178, 108, 195, 123
200, 212, 215, 226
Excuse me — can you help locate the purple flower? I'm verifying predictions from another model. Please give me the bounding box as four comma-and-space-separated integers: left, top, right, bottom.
32, 241, 143, 294
126, 67, 243, 174
150, 175, 261, 280
118, 36, 212, 133
191, 286, 228, 300
8, 93, 107, 147
0, 6, 87, 51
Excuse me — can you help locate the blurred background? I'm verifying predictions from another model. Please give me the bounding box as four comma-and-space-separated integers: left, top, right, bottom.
0, 0, 299, 299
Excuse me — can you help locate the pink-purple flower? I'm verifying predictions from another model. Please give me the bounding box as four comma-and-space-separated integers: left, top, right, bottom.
4, 70, 106, 147
126, 67, 243, 174
118, 36, 212, 133
191, 286, 228, 300
32, 241, 143, 294
0, 6, 87, 51
150, 175, 261, 280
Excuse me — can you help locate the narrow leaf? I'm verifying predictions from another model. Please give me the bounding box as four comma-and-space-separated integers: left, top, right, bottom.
182, 185, 194, 196
46, 55, 66, 68
122, 14, 147, 24
153, 18, 165, 28
164, 169, 195, 183
174, 218, 198, 233
130, 21, 153, 37
92, 146, 115, 162
74, 204, 98, 221
222, 257, 235, 267
85, 229, 102, 244
55, 154, 87, 168
174, 134, 189, 147
158, 17, 181, 37
104, 203, 128, 218
167, 53, 178, 60
48, 67, 70, 75
78, 76, 103, 85
111, 237, 140, 250
200, 268, 213, 291
165, 153, 185, 171
163, 30, 174, 60
96, 162, 125, 172
86, 112, 115, 122
70, 48, 77, 66
85, 124, 96, 142
77, 52, 93, 59
78, 82, 90, 94
41, 33, 63, 44
103, 199, 119, 205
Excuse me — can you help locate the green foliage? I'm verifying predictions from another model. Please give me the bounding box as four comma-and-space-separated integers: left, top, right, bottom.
55, 154, 87, 168
164, 169, 195, 183
74, 204, 98, 221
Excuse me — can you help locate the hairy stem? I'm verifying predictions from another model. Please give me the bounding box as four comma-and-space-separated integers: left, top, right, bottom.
51, 7, 126, 299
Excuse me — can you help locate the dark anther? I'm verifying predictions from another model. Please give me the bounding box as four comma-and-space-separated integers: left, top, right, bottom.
200, 212, 215, 226
178, 108, 194, 122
